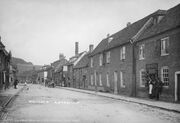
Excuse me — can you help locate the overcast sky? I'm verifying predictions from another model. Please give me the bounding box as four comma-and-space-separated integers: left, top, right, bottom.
0, 0, 179, 65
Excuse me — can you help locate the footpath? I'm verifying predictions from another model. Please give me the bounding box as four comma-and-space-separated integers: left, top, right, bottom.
0, 84, 24, 112
60, 87, 180, 113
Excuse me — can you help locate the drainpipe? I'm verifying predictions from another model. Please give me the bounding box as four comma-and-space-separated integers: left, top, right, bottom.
130, 40, 137, 97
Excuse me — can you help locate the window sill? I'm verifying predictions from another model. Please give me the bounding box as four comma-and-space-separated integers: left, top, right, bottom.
139, 58, 145, 60
140, 85, 145, 88
120, 59, 125, 61
163, 86, 169, 89
121, 86, 126, 88
161, 53, 169, 56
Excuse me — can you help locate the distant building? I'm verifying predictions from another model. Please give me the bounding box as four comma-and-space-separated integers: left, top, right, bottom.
73, 45, 94, 89
52, 58, 68, 86
0, 37, 11, 90
67, 42, 87, 87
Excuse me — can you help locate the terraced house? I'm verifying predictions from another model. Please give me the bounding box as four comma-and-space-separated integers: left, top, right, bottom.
73, 45, 94, 89
88, 4, 180, 102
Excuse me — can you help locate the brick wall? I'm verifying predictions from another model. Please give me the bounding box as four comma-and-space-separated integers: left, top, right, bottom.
136, 28, 180, 101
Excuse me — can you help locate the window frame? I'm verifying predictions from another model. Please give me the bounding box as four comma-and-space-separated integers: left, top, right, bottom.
120, 46, 126, 60
161, 37, 169, 56
106, 73, 110, 87
99, 73, 102, 86
90, 74, 94, 85
161, 66, 169, 87
106, 51, 111, 63
139, 69, 146, 87
99, 54, 103, 66
139, 44, 145, 60
120, 71, 125, 88
90, 57, 93, 68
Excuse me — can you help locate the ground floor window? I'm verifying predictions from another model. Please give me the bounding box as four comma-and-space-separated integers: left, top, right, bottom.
99, 74, 102, 86
161, 66, 169, 87
120, 71, 125, 88
106, 73, 110, 87
91, 74, 94, 85
140, 69, 146, 87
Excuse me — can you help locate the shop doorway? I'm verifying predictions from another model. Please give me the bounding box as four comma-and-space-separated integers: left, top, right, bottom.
146, 63, 158, 78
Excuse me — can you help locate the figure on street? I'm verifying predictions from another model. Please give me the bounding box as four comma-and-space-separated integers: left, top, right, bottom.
154, 77, 163, 100
14, 79, 18, 89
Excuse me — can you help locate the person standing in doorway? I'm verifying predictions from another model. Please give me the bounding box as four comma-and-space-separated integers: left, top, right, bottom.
148, 76, 154, 99
154, 77, 163, 100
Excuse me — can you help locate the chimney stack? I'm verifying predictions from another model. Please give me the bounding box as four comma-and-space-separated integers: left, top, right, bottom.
89, 44, 94, 53
75, 42, 79, 56
127, 22, 131, 27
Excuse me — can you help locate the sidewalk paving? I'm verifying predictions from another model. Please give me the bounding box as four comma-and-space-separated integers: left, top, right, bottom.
59, 87, 180, 113
0, 84, 24, 111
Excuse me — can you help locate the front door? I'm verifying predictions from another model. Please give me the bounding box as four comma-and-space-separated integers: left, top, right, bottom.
146, 63, 158, 78
177, 74, 180, 101
114, 71, 118, 94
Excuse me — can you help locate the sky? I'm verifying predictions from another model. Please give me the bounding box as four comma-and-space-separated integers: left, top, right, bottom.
0, 0, 179, 65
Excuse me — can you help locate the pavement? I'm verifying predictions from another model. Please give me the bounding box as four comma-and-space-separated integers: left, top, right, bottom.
59, 87, 180, 113
0, 84, 25, 111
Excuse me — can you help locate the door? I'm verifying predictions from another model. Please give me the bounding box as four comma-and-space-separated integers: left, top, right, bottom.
146, 63, 158, 78
114, 71, 118, 94
177, 74, 180, 101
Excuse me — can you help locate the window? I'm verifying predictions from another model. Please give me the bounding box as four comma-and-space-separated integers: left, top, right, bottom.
90, 57, 93, 67
91, 74, 94, 85
106, 73, 110, 87
161, 37, 169, 56
140, 69, 146, 87
99, 54, 103, 66
139, 44, 145, 60
106, 51, 110, 63
120, 71, 125, 88
120, 46, 126, 60
161, 66, 169, 87
94, 72, 97, 86
99, 74, 102, 86
108, 37, 113, 43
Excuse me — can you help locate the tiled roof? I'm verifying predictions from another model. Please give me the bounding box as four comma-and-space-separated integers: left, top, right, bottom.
138, 4, 180, 40
67, 52, 85, 65
90, 9, 167, 56
74, 52, 89, 69
54, 59, 68, 72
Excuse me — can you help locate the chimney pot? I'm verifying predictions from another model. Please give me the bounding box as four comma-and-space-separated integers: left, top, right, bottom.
89, 44, 94, 52
75, 42, 79, 55
127, 22, 131, 27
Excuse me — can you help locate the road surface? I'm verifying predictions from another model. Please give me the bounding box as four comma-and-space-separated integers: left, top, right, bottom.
1, 84, 180, 123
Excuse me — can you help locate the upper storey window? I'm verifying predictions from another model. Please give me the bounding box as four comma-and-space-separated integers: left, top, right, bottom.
161, 37, 169, 56
106, 51, 110, 63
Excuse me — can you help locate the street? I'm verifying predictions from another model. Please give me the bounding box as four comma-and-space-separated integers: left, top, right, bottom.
1, 84, 180, 123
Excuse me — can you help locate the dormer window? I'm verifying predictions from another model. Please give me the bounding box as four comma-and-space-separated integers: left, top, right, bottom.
108, 37, 113, 43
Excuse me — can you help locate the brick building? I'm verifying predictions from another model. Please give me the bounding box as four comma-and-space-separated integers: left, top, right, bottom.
67, 42, 87, 87
73, 45, 94, 89
135, 4, 180, 102
88, 4, 180, 102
